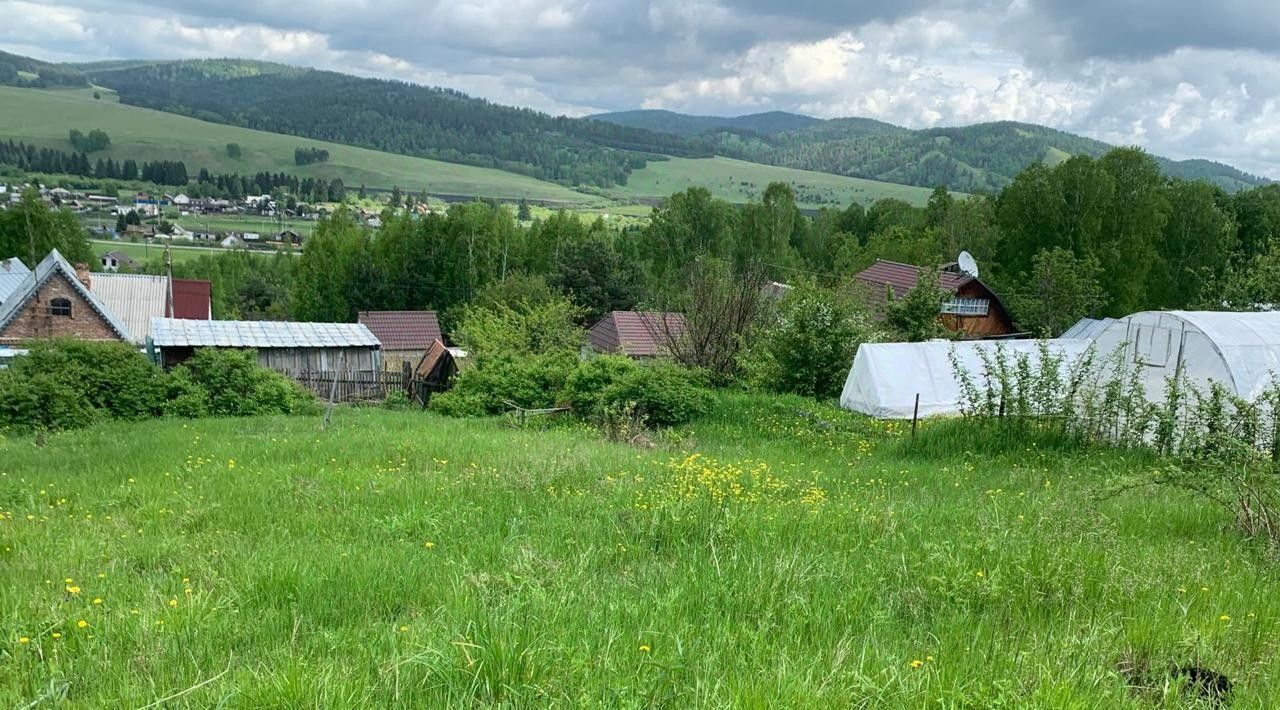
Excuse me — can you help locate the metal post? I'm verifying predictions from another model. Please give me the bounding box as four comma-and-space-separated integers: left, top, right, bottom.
911, 393, 920, 439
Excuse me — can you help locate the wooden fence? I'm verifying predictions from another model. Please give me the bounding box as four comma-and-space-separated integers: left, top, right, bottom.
278, 368, 448, 406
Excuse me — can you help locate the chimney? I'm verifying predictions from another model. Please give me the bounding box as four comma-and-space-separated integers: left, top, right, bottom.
74, 262, 91, 290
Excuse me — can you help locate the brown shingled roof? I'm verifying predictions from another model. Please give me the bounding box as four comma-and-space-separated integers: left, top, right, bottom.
357, 310, 443, 351
587, 311, 686, 357
854, 260, 972, 308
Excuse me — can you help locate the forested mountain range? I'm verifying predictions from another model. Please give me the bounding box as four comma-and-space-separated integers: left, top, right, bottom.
0, 52, 1266, 195
593, 111, 1267, 193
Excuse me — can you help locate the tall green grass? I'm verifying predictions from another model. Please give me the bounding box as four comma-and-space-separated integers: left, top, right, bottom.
2, 393, 1278, 706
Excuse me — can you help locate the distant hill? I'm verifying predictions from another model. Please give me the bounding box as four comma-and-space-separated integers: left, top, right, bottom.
0, 50, 1264, 197
72, 58, 721, 189
0, 50, 87, 88
594, 111, 1268, 193
587, 110, 822, 137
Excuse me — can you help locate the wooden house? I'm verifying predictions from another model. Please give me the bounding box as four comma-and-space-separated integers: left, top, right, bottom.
854, 260, 1016, 338
357, 310, 443, 369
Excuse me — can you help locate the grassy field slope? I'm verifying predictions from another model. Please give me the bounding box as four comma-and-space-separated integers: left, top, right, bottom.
3, 395, 1278, 706
0, 86, 595, 205
613, 156, 946, 209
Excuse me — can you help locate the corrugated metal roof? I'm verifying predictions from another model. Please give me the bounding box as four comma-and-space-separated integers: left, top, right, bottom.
0, 250, 132, 341
151, 318, 381, 348
587, 311, 685, 357
172, 279, 211, 320
358, 310, 442, 351
0, 257, 31, 304
91, 273, 168, 344
1059, 317, 1116, 340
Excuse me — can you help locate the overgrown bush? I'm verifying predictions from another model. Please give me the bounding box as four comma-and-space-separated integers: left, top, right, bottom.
0, 340, 317, 434
596, 361, 712, 427
562, 356, 712, 427
742, 279, 883, 399
13, 339, 167, 420
431, 351, 579, 417
173, 348, 318, 417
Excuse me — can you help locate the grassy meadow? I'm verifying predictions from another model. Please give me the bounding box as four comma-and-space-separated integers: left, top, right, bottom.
2, 393, 1278, 706
0, 86, 596, 205
612, 157, 946, 209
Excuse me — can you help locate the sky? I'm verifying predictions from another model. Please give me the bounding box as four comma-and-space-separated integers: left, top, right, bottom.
2, 0, 1279, 177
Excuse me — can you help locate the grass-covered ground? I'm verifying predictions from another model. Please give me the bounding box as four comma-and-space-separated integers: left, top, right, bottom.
612, 157, 946, 209
2, 393, 1278, 706
0, 86, 596, 205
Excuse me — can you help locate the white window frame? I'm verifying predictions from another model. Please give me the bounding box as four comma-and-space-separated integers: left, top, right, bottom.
940, 297, 990, 316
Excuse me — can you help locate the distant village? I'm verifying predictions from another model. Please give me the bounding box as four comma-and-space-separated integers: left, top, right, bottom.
0, 181, 405, 252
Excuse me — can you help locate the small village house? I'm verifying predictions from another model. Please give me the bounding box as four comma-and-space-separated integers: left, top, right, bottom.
854, 260, 1016, 338
587, 311, 686, 358
357, 310, 444, 370
172, 280, 212, 320
0, 250, 131, 345
100, 250, 141, 272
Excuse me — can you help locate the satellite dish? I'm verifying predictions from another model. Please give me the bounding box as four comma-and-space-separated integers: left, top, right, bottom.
957, 251, 979, 278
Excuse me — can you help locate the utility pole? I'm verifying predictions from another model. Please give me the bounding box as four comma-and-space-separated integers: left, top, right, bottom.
165, 234, 174, 318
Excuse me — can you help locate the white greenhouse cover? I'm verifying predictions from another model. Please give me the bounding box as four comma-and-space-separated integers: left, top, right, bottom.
1090, 311, 1280, 401
839, 339, 1093, 419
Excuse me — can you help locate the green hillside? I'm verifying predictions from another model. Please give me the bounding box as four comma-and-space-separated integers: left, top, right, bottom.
587, 109, 822, 137
0, 85, 595, 204
612, 156, 943, 209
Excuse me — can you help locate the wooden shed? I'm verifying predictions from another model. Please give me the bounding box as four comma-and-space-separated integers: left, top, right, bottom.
149, 317, 382, 374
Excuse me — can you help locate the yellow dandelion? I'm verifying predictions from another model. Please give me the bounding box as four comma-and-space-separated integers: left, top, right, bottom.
1219, 614, 1230, 622
926, 655, 935, 661
97, 572, 106, 579
64, 577, 73, 584
168, 599, 178, 607
66, 585, 81, 595
51, 632, 61, 639
92, 597, 103, 605
975, 571, 984, 578
423, 541, 435, 549
398, 625, 408, 633
77, 620, 88, 629
639, 644, 651, 653
19, 637, 29, 644
909, 659, 924, 669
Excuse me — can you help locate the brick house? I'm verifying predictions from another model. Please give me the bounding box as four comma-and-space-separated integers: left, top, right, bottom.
0, 250, 131, 345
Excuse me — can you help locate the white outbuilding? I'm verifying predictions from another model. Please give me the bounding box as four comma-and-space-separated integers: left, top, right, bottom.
1089, 310, 1280, 401
839, 338, 1093, 419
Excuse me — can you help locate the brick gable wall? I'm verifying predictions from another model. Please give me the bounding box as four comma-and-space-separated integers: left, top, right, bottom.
0, 272, 124, 344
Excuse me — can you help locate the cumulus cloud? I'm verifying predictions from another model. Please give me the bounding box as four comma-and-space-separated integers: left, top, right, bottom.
1, 0, 1279, 176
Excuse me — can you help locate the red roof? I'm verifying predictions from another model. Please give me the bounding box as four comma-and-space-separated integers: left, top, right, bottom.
854, 260, 973, 307
357, 310, 443, 351
587, 311, 685, 357
171, 279, 211, 319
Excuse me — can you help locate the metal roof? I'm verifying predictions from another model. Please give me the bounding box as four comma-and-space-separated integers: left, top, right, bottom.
357, 310, 442, 351
0, 250, 132, 341
587, 311, 685, 357
854, 260, 973, 307
151, 318, 381, 349
91, 273, 168, 344
1059, 317, 1116, 340
0, 257, 31, 304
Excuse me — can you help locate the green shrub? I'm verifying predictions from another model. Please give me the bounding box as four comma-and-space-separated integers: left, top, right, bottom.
431, 352, 577, 417
561, 355, 639, 418
599, 362, 712, 427
12, 339, 166, 420
162, 369, 210, 418
0, 371, 99, 433
383, 388, 413, 411
171, 349, 317, 417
